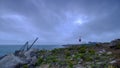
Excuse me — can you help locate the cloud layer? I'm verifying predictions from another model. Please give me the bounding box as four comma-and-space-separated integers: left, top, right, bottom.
0, 0, 120, 44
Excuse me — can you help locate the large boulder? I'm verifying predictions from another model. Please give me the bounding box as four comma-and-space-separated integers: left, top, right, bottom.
24, 48, 39, 67
24, 48, 39, 59
0, 54, 27, 68
0, 48, 39, 68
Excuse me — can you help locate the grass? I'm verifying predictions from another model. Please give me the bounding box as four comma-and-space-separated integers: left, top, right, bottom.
22, 44, 120, 68
39, 46, 106, 67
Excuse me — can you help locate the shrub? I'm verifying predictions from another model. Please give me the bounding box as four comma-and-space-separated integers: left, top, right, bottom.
65, 50, 71, 56
89, 49, 95, 55
36, 57, 43, 66
67, 60, 74, 68
84, 56, 93, 62
45, 55, 58, 63
23, 65, 28, 68
116, 43, 120, 49
78, 46, 87, 53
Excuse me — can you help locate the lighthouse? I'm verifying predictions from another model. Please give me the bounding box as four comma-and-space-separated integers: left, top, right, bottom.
79, 36, 82, 43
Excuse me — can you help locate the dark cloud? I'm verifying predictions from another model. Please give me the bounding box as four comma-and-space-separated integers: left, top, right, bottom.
0, 0, 120, 44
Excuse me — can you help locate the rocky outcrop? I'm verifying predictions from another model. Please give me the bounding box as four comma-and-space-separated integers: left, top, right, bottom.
0, 48, 39, 68
0, 54, 27, 68
110, 39, 120, 49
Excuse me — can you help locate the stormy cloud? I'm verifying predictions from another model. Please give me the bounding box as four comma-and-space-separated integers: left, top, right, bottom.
0, 0, 120, 45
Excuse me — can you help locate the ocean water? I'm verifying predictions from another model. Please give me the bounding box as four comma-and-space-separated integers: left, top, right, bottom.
0, 45, 63, 56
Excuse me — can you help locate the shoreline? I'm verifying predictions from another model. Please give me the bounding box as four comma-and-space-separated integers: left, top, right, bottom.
0, 39, 120, 68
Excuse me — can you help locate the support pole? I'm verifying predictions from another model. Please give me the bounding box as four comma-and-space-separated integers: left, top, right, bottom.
28, 37, 39, 51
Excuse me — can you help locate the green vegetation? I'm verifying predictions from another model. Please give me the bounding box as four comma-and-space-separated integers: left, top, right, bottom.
14, 39, 119, 68
21, 44, 120, 68
35, 57, 44, 66
18, 43, 120, 68
23, 65, 28, 68
116, 43, 120, 49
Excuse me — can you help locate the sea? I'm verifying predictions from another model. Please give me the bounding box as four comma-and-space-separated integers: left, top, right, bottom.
0, 45, 63, 56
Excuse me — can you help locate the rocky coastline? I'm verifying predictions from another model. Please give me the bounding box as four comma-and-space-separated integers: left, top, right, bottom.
0, 39, 120, 68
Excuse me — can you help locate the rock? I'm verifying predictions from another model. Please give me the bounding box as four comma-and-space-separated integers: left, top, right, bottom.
98, 53, 102, 56
0, 48, 39, 68
96, 62, 103, 64
85, 62, 91, 65
109, 60, 116, 64
28, 64, 35, 68
29, 56, 37, 65
70, 57, 73, 61
78, 59, 83, 64
98, 49, 106, 54
0, 54, 27, 68
74, 64, 85, 68
112, 60, 120, 68
72, 54, 75, 57
24, 48, 38, 59
110, 39, 120, 49
36, 64, 50, 68
23, 49, 39, 67
107, 52, 112, 55
0, 55, 7, 60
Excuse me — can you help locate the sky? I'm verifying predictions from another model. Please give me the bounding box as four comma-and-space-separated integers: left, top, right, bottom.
0, 0, 120, 45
